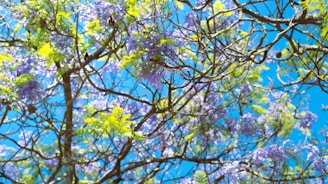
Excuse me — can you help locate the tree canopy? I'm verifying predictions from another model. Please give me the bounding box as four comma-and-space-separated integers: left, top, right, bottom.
0, 0, 327, 183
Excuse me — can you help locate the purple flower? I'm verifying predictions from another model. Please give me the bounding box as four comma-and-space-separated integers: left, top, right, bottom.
85, 162, 101, 174
195, 0, 206, 6
210, 108, 227, 122
252, 148, 268, 168
16, 57, 43, 101
17, 57, 34, 75
4, 163, 20, 179
181, 178, 197, 184
225, 119, 239, 134
163, 148, 174, 157
184, 12, 198, 28
18, 130, 33, 147
218, 161, 241, 176
299, 111, 317, 129
266, 144, 287, 162
50, 33, 73, 51
17, 80, 41, 101
303, 143, 319, 161
312, 157, 325, 171
126, 38, 137, 54
93, 1, 124, 26
45, 159, 58, 168
271, 92, 284, 99
171, 29, 186, 47
141, 69, 164, 89
241, 113, 256, 136
252, 144, 287, 168
240, 82, 253, 94
126, 102, 139, 117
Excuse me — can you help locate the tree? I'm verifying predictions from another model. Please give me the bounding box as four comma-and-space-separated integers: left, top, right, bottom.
0, 0, 327, 183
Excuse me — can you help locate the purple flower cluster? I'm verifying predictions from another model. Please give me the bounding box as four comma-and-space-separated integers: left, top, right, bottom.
45, 158, 57, 168
141, 69, 165, 89
17, 80, 41, 101
195, 0, 206, 6
18, 130, 33, 147
225, 119, 239, 134
302, 143, 319, 161
252, 144, 288, 168
126, 27, 179, 88
184, 83, 227, 125
93, 0, 124, 26
239, 82, 253, 94
240, 113, 257, 136
16, 58, 33, 74
216, 161, 246, 182
184, 12, 198, 28
4, 162, 20, 179
312, 157, 326, 172
16, 57, 41, 101
50, 33, 73, 52
298, 111, 317, 129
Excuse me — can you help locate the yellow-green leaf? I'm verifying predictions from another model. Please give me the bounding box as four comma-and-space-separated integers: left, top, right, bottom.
0, 53, 13, 63
85, 19, 101, 36
14, 24, 23, 33
185, 132, 196, 141
38, 43, 54, 58
15, 74, 35, 87
175, 0, 184, 9
251, 105, 268, 114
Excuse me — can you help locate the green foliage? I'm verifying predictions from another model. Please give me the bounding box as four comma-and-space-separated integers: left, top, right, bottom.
193, 170, 208, 184
0, 85, 12, 98
185, 131, 196, 142
213, 0, 234, 17
85, 19, 102, 36
300, 0, 328, 39
37, 42, 55, 59
251, 104, 268, 114
300, 0, 327, 13
156, 98, 168, 110
0, 0, 326, 183
126, 0, 140, 18
144, 178, 155, 184
84, 107, 145, 140
0, 53, 13, 63
247, 64, 269, 82
159, 37, 175, 47
174, 0, 184, 10
120, 52, 142, 69
15, 74, 35, 87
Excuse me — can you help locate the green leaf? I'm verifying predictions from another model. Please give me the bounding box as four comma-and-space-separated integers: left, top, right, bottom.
159, 37, 175, 47
84, 107, 142, 140
145, 178, 155, 184
85, 19, 101, 36
120, 52, 142, 68
175, 0, 184, 10
0, 85, 12, 96
156, 98, 168, 110
251, 105, 268, 114
193, 170, 207, 184
14, 24, 23, 33
15, 74, 35, 87
185, 132, 196, 141
38, 42, 54, 58
248, 65, 269, 82
23, 174, 34, 184
297, 68, 310, 79
0, 53, 13, 63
